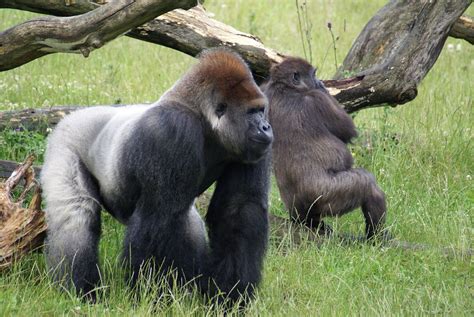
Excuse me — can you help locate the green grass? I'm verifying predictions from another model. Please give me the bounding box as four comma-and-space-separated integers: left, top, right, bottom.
1, 1, 473, 315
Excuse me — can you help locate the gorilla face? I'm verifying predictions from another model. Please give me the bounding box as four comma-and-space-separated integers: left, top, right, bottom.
211, 96, 273, 163
242, 104, 273, 163
193, 48, 273, 163
271, 57, 326, 92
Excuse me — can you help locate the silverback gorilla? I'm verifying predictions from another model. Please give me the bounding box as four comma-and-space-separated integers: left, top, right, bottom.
262, 57, 387, 239
41, 48, 273, 304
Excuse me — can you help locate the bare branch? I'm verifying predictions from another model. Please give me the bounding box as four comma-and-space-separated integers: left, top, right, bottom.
0, 105, 132, 132
0, 0, 195, 71
334, 1, 471, 112
0, 2, 285, 80
0, 1, 470, 112
127, 6, 285, 81
449, 15, 474, 44
0, 0, 100, 15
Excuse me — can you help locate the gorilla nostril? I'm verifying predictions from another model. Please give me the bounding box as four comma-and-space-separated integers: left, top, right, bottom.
262, 123, 270, 131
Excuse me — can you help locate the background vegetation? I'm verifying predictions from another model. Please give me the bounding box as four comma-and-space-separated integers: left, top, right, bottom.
1, 1, 472, 315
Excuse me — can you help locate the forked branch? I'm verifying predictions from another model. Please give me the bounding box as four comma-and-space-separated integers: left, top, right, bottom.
0, 1, 471, 113
0, 0, 195, 71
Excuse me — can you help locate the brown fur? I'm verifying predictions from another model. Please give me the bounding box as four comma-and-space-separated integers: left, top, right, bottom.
262, 57, 387, 238
195, 49, 265, 108
161, 48, 271, 162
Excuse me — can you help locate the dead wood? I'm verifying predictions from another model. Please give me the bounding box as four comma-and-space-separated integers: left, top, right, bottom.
333, 0, 471, 112
2, 2, 470, 112
0, 0, 195, 71
449, 15, 474, 44
0, 155, 46, 270
0, 105, 131, 133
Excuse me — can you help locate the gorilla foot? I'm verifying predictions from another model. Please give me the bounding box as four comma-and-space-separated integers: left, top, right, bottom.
366, 228, 393, 243
314, 221, 333, 236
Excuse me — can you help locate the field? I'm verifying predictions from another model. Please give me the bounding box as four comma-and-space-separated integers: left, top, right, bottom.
1, 1, 473, 315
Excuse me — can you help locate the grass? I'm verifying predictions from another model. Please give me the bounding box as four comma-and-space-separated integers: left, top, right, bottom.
1, 1, 473, 315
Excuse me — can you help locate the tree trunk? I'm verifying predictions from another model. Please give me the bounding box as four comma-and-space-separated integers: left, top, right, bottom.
0, 1, 471, 113
450, 15, 474, 44
0, 105, 128, 133
333, 0, 471, 112
0, 0, 195, 71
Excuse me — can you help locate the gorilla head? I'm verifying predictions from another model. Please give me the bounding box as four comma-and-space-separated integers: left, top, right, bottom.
267, 56, 327, 92
167, 49, 273, 163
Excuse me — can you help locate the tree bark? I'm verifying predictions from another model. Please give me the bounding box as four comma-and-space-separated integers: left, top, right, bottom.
0, 0, 195, 71
0, 1, 471, 112
450, 15, 474, 45
0, 159, 42, 179
0, 2, 286, 81
0, 105, 130, 133
0, 0, 101, 16
333, 0, 471, 112
126, 6, 286, 82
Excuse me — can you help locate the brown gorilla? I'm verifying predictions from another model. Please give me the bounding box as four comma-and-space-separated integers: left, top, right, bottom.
262, 57, 387, 239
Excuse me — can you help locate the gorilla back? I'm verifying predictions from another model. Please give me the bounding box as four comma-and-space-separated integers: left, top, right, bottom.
41, 48, 273, 304
262, 57, 387, 239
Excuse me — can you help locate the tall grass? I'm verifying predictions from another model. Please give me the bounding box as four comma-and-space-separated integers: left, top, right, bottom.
1, 1, 472, 315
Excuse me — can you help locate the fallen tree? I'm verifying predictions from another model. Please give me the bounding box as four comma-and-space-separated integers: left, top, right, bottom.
0, 155, 46, 270
0, 0, 195, 71
0, 105, 119, 132
332, 0, 471, 111
1, 1, 472, 113
450, 15, 474, 44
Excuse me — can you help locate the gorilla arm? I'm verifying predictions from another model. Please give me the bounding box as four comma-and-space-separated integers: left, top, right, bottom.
121, 105, 207, 286
204, 153, 271, 302
304, 91, 357, 143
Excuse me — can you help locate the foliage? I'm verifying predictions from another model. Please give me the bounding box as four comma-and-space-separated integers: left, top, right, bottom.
0, 129, 46, 162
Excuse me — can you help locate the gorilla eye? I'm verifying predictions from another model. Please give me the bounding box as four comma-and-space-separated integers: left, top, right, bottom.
293, 72, 301, 84
215, 103, 227, 118
247, 107, 265, 116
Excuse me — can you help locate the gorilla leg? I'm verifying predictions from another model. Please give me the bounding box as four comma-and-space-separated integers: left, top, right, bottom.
41, 155, 102, 297
204, 159, 270, 304
290, 200, 333, 235
122, 200, 207, 288
362, 184, 387, 239
299, 168, 386, 238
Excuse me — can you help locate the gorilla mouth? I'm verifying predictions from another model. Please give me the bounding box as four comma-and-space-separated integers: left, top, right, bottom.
249, 137, 272, 145
246, 137, 272, 162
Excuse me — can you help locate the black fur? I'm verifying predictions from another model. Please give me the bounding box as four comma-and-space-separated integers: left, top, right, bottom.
41, 49, 273, 305
204, 156, 271, 303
